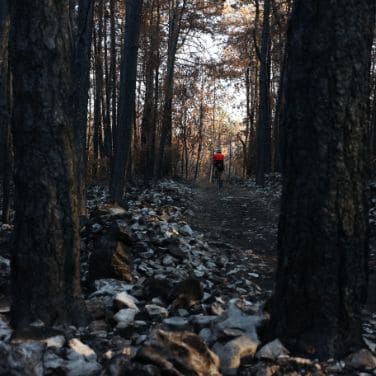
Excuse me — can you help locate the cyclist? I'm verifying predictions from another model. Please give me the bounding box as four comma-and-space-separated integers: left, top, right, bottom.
213, 147, 225, 188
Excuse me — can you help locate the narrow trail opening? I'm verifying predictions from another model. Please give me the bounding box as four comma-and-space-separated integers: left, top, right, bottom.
189, 180, 280, 299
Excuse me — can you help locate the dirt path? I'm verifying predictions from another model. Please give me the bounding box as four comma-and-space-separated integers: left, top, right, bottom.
189, 180, 376, 354
189, 180, 280, 297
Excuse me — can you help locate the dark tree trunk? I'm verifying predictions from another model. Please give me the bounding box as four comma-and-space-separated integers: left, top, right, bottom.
267, 0, 375, 358
157, 0, 187, 178
10, 0, 86, 328
272, 48, 287, 173
110, 0, 118, 155
194, 89, 204, 180
141, 0, 159, 185
93, 22, 103, 178
103, 3, 113, 160
255, 0, 271, 186
247, 60, 257, 177
0, 0, 11, 223
72, 0, 94, 216
110, 0, 144, 202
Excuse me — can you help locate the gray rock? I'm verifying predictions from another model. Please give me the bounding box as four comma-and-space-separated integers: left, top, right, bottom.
199, 328, 213, 343
162, 255, 175, 266
44, 335, 65, 348
178, 308, 190, 317
69, 338, 97, 361
113, 308, 137, 329
256, 339, 289, 360
221, 328, 245, 339
7, 342, 45, 376
190, 315, 218, 327
92, 279, 133, 297
114, 291, 139, 311
163, 317, 189, 330
180, 224, 193, 236
145, 304, 169, 320
215, 299, 264, 342
43, 350, 65, 373
213, 335, 259, 375
91, 223, 103, 233
345, 349, 376, 370
64, 349, 102, 376
0, 316, 12, 341
210, 302, 225, 316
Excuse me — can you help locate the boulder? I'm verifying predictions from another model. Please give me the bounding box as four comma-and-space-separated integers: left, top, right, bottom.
136, 329, 221, 376
256, 339, 289, 360
0, 315, 12, 341
162, 317, 189, 330
345, 348, 376, 370
145, 304, 169, 320
69, 338, 97, 361
63, 348, 102, 376
113, 308, 137, 329
213, 335, 259, 375
6, 342, 45, 376
114, 291, 139, 311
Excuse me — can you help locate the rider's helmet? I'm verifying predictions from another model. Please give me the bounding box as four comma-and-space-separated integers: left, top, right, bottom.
216, 147, 222, 153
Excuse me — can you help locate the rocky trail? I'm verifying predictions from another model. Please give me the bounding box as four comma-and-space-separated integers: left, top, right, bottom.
0, 178, 375, 375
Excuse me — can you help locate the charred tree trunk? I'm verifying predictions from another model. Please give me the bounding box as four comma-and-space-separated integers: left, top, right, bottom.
194, 91, 204, 180
157, 0, 187, 178
141, 0, 159, 185
267, 0, 375, 358
110, 0, 118, 155
72, 0, 94, 217
110, 0, 144, 202
255, 0, 271, 186
93, 21, 103, 178
0, 0, 11, 223
272, 49, 287, 173
10, 0, 86, 328
103, 5, 113, 160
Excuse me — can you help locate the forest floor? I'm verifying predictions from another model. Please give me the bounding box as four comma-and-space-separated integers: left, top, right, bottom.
0, 177, 376, 375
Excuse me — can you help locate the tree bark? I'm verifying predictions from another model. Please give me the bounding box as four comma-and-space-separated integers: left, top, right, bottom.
157, 0, 187, 178
141, 0, 159, 185
255, 0, 271, 186
110, 0, 118, 155
0, 0, 11, 223
72, 0, 94, 217
110, 0, 144, 202
10, 0, 87, 328
267, 0, 375, 358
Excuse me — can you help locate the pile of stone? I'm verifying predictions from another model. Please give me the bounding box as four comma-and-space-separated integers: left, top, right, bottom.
0, 179, 376, 375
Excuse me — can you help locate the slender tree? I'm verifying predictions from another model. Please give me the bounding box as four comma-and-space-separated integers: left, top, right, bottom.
110, 0, 144, 202
72, 0, 94, 217
255, 0, 271, 186
157, 0, 187, 178
268, 0, 375, 358
141, 0, 159, 184
10, 0, 86, 327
